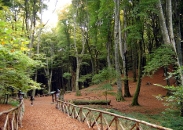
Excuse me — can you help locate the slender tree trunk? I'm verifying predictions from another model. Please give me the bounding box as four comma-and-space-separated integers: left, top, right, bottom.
32, 0, 43, 97
114, 0, 124, 101
176, 8, 182, 66
132, 45, 137, 82
164, 67, 170, 86
63, 21, 73, 91
85, 35, 95, 74
73, 13, 79, 94
157, 0, 183, 116
48, 70, 53, 93
157, 0, 183, 85
24, 0, 29, 33
122, 9, 131, 97
73, 15, 86, 96
106, 41, 111, 68
106, 20, 112, 68
71, 70, 76, 91
123, 52, 131, 97
44, 58, 53, 93
131, 41, 143, 106
75, 58, 81, 96
157, 0, 171, 45
75, 29, 86, 96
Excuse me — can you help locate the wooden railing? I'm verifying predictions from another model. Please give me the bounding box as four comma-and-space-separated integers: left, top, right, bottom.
0, 100, 24, 130
56, 100, 172, 130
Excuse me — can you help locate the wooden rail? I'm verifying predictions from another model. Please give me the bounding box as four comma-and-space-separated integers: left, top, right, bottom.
56, 100, 172, 130
0, 100, 24, 130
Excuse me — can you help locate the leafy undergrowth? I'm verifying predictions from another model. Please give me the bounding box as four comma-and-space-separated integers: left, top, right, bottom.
84, 105, 183, 130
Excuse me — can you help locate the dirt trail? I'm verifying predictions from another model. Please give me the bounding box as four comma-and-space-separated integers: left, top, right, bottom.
19, 96, 92, 130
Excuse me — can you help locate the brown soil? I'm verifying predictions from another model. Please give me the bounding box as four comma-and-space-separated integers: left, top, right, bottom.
65, 68, 175, 115
0, 68, 175, 129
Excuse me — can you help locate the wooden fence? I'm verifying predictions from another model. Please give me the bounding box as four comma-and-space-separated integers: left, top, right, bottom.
56, 100, 172, 130
0, 100, 24, 130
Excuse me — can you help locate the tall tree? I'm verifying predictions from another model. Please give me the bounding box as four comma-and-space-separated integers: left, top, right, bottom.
156, 0, 183, 116
129, 0, 157, 105
157, 0, 183, 84
72, 0, 87, 95
98, 0, 114, 69
120, 1, 131, 97
40, 31, 58, 93
114, 0, 124, 101
0, 4, 40, 97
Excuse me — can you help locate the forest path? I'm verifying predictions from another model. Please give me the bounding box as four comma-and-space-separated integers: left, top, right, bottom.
19, 96, 92, 130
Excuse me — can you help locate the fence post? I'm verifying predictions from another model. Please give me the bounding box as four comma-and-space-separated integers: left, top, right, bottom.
100, 113, 103, 130
115, 117, 118, 130
79, 108, 82, 121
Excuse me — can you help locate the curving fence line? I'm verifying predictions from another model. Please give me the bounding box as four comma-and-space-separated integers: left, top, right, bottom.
0, 100, 24, 130
56, 100, 172, 130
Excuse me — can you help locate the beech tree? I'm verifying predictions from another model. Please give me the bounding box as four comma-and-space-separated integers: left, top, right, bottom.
157, 0, 183, 84
114, 0, 124, 101
0, 9, 40, 100
155, 0, 183, 116
72, 0, 88, 95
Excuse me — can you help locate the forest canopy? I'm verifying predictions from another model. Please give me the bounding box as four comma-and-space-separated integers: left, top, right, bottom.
0, 0, 183, 116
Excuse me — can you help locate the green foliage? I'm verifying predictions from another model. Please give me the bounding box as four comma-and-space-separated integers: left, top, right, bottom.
9, 99, 19, 107
42, 89, 48, 95
96, 107, 182, 130
92, 67, 116, 84
92, 68, 116, 102
0, 45, 40, 92
129, 113, 183, 130
144, 45, 176, 75
156, 84, 183, 115
0, 20, 29, 52
151, 113, 183, 130
0, 0, 12, 8
101, 83, 113, 91
76, 90, 81, 96
78, 73, 92, 83
106, 91, 116, 96
0, 9, 41, 94
63, 72, 72, 80
116, 90, 124, 101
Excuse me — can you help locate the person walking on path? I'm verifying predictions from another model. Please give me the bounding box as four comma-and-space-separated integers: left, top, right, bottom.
56, 89, 60, 101
30, 96, 34, 106
19, 96, 92, 130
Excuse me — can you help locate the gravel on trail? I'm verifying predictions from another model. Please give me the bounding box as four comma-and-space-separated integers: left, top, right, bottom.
19, 96, 93, 130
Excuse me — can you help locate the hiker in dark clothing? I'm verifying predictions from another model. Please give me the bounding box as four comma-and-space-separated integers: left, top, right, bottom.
30, 96, 34, 106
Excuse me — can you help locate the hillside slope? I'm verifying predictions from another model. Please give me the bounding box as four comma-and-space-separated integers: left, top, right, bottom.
65, 68, 175, 114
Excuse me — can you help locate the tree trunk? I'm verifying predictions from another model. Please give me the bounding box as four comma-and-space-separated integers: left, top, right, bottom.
114, 0, 124, 101
32, 0, 43, 97
123, 52, 131, 97
44, 58, 53, 93
157, 0, 171, 45
106, 20, 112, 68
85, 34, 95, 74
47, 70, 52, 93
75, 58, 81, 96
122, 9, 131, 97
131, 41, 143, 106
71, 70, 76, 91
157, 0, 183, 85
132, 45, 137, 82
73, 14, 80, 96
24, 0, 29, 32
